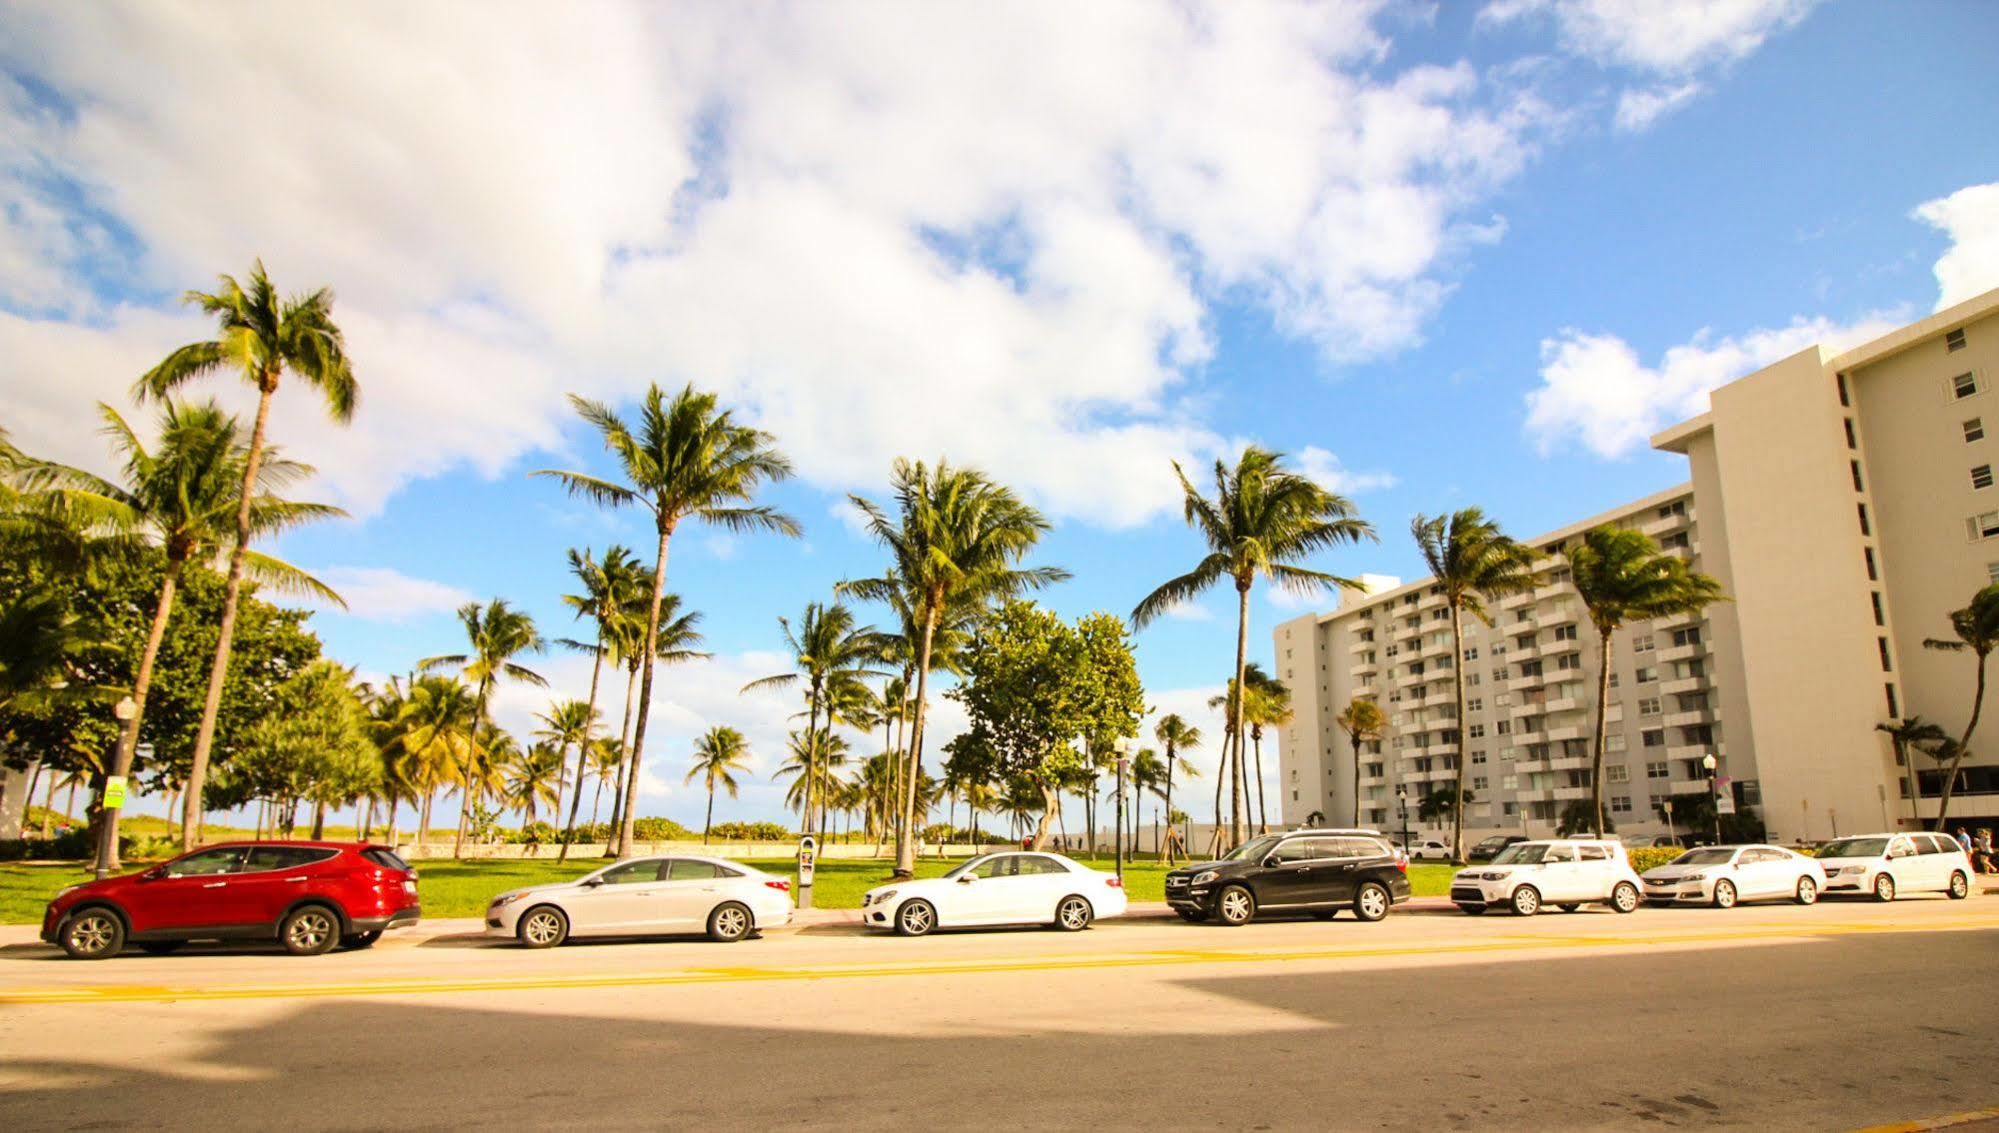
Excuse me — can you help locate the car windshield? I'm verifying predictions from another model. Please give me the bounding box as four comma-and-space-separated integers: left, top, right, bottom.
1223, 835, 1284, 862
943, 855, 992, 879
1490, 843, 1552, 865
1475, 837, 1510, 850
1819, 837, 1889, 859
1672, 848, 1736, 866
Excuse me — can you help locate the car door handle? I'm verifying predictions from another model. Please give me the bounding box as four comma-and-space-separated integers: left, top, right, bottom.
202, 881, 228, 889
284, 876, 309, 883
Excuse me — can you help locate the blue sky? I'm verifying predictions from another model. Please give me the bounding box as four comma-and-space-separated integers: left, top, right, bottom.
3, 1, 1995, 826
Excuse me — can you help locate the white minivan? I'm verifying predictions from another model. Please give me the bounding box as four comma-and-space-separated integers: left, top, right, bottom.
1815, 832, 1974, 902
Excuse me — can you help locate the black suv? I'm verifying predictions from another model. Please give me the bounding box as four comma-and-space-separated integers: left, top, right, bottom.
1164, 830, 1411, 926
1468, 834, 1529, 863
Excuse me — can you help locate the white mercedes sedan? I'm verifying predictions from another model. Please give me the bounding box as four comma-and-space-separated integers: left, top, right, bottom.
861, 851, 1128, 936
1640, 844, 1825, 908
486, 855, 793, 946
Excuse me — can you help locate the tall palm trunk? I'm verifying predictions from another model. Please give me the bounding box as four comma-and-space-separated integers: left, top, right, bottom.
455, 679, 492, 859
703, 779, 715, 843
559, 630, 608, 862
1349, 730, 1364, 828
1210, 728, 1228, 857
181, 376, 276, 851
101, 560, 183, 869
617, 524, 675, 858
1228, 581, 1251, 848
1587, 624, 1615, 835
383, 796, 398, 845
417, 788, 433, 849
605, 662, 638, 853
590, 776, 605, 827
1447, 602, 1470, 861
895, 613, 939, 878
1934, 652, 1990, 830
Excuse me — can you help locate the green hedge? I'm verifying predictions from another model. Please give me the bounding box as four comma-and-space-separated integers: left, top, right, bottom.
1625, 847, 1685, 873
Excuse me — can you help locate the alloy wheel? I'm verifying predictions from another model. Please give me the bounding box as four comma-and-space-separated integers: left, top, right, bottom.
1713, 880, 1736, 909
288, 911, 334, 952
523, 910, 564, 946
1219, 887, 1253, 925
713, 905, 750, 941
1873, 874, 1896, 902
1512, 886, 1540, 916
69, 914, 116, 956
1057, 898, 1091, 931
1795, 877, 1818, 905
1357, 885, 1388, 921
898, 901, 934, 936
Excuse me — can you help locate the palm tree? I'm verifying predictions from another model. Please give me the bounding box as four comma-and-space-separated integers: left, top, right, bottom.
687, 726, 751, 843
539, 384, 797, 857
841, 459, 1067, 878
1877, 716, 1948, 827
1566, 526, 1725, 834
1922, 583, 1999, 829
505, 743, 566, 827
1243, 669, 1292, 834
133, 261, 358, 851
534, 698, 598, 857
395, 676, 482, 848
1334, 698, 1386, 827
600, 589, 708, 845
552, 545, 644, 860
863, 581, 981, 862
776, 730, 850, 832
33, 400, 343, 865
1151, 714, 1202, 851
587, 738, 623, 829
1411, 508, 1540, 860
1133, 447, 1373, 850
1417, 786, 1470, 827
420, 599, 547, 857
1127, 748, 1165, 851
742, 602, 888, 837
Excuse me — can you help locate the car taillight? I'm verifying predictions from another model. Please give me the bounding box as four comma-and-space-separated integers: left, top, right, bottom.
1106, 876, 1123, 888
765, 879, 791, 892
1395, 853, 1409, 873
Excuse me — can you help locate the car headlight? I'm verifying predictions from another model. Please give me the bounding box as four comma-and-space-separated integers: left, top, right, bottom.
1192, 870, 1218, 885
1480, 871, 1509, 881
1682, 872, 1707, 882
54, 884, 81, 901
871, 890, 896, 906
490, 892, 529, 908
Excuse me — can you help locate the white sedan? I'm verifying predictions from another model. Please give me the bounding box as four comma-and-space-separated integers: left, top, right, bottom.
1640, 844, 1825, 908
862, 851, 1128, 936
486, 855, 793, 946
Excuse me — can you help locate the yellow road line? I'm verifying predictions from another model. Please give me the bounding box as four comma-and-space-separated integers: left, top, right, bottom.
1852, 1104, 1999, 1132
3, 917, 1995, 1007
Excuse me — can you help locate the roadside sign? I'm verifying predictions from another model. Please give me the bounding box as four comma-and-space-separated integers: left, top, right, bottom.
102, 776, 128, 809
135, 742, 154, 761
1717, 791, 1736, 815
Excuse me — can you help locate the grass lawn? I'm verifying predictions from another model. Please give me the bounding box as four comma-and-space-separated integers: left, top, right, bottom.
1, 856, 1457, 925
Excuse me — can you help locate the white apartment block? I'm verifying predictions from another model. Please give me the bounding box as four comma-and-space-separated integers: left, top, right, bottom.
1277, 287, 1999, 844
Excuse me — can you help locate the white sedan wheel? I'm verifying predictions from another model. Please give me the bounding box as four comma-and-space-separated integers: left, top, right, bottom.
1055, 896, 1093, 932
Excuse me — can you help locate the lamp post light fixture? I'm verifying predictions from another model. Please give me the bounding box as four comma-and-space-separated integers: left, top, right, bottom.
93, 695, 141, 880
1702, 753, 1721, 845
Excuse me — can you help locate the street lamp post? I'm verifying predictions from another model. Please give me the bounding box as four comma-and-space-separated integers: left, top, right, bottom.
93, 696, 139, 880
1112, 738, 1131, 883
1395, 782, 1409, 852
1702, 753, 1721, 845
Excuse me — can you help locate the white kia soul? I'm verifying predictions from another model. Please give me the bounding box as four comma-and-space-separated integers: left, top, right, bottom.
1450, 838, 1643, 916
1815, 832, 1974, 902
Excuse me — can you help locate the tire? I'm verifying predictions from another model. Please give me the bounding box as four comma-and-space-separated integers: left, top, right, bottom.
280, 905, 341, 956
1557, 903, 1582, 913
1712, 880, 1737, 910
1174, 908, 1207, 923
894, 899, 936, 937
1948, 871, 1970, 900
518, 905, 569, 949
339, 931, 382, 950
136, 941, 185, 956
1354, 882, 1391, 923
1216, 884, 1256, 926
1872, 874, 1896, 903
60, 908, 125, 960
1054, 895, 1093, 932
1511, 885, 1541, 917
1611, 882, 1640, 914
1458, 904, 1487, 915
1795, 876, 1819, 905
708, 902, 753, 942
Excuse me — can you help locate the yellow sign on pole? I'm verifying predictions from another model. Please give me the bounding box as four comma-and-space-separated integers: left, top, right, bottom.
102, 776, 128, 810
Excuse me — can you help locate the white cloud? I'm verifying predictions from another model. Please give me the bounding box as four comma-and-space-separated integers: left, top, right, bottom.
1161, 601, 1215, 623
1913, 182, 1999, 312
1523, 314, 1899, 458
1481, 0, 1816, 73
0, 2, 1564, 528
1614, 81, 1702, 132
1298, 445, 1399, 496
301, 567, 475, 623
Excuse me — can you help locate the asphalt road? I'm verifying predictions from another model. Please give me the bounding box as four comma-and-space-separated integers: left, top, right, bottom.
2, 897, 1996, 1131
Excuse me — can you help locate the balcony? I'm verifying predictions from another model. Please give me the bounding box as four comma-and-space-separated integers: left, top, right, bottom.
1656, 643, 1700, 664
1348, 659, 1377, 677
1542, 696, 1581, 714
1653, 609, 1702, 630
1660, 676, 1707, 696
1533, 580, 1569, 601
1511, 699, 1552, 718
1554, 785, 1592, 800
1640, 510, 1690, 538
1500, 589, 1534, 610
1508, 673, 1546, 692
1509, 642, 1545, 662
1539, 604, 1582, 628
1513, 729, 1548, 746
1548, 755, 1592, 771
1545, 724, 1586, 742
1349, 636, 1377, 654
1513, 788, 1557, 803
1664, 708, 1714, 729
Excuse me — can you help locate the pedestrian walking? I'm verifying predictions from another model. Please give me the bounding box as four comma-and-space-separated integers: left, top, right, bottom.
1975, 828, 1995, 875
1957, 827, 1974, 856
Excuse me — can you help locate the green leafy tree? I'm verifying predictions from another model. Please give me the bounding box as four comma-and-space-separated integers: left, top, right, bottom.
421, 599, 547, 857
392, 675, 482, 848
1412, 508, 1540, 861
134, 261, 358, 850
842, 459, 1067, 877
1334, 697, 1386, 828
503, 743, 566, 827
212, 661, 373, 837
1565, 526, 1725, 835
538, 384, 798, 857
1922, 583, 1999, 829
1133, 447, 1373, 850
1417, 786, 1471, 826
687, 725, 751, 843
742, 602, 888, 835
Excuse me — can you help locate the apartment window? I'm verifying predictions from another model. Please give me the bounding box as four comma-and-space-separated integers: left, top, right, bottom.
1678, 691, 1708, 711
1968, 418, 1986, 443
1976, 464, 1995, 491
1495, 692, 1512, 707
1857, 503, 1871, 537
1501, 775, 1518, 790
1850, 460, 1865, 492
1610, 795, 1633, 815
1953, 372, 1978, 399
1497, 720, 1512, 735
1865, 546, 1880, 578
1878, 637, 1893, 672
1472, 776, 1488, 791
1837, 373, 1850, 407
1638, 697, 1662, 717
1682, 724, 1714, 745
1670, 627, 1701, 647
1464, 646, 1479, 661
1844, 418, 1858, 449
1965, 513, 1999, 542
1492, 667, 1507, 683
1606, 733, 1627, 752
1468, 673, 1481, 687
1641, 729, 1666, 749
1662, 532, 1690, 550
1555, 654, 1582, 672
1886, 682, 1899, 718
1386, 644, 1398, 657
1658, 500, 1687, 518
1519, 661, 1543, 678
1948, 328, 1968, 352
1553, 624, 1578, 641
1988, 564, 1999, 585
1606, 764, 1629, 783
1646, 760, 1670, 779
1634, 666, 1658, 683
1468, 723, 1486, 739
1632, 633, 1654, 652
1467, 698, 1483, 712
1608, 671, 1620, 689
1431, 609, 1448, 622
1471, 750, 1487, 765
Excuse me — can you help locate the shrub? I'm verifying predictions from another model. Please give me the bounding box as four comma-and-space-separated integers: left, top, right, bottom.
709, 821, 793, 842
630, 817, 697, 842
503, 821, 559, 845
1624, 846, 1686, 873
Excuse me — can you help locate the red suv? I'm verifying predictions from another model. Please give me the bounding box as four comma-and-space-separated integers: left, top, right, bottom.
41, 841, 421, 960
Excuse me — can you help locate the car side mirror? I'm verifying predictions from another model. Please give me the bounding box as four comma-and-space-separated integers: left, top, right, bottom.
1263, 855, 1282, 868
957, 874, 977, 883
582, 877, 605, 888
141, 866, 166, 881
